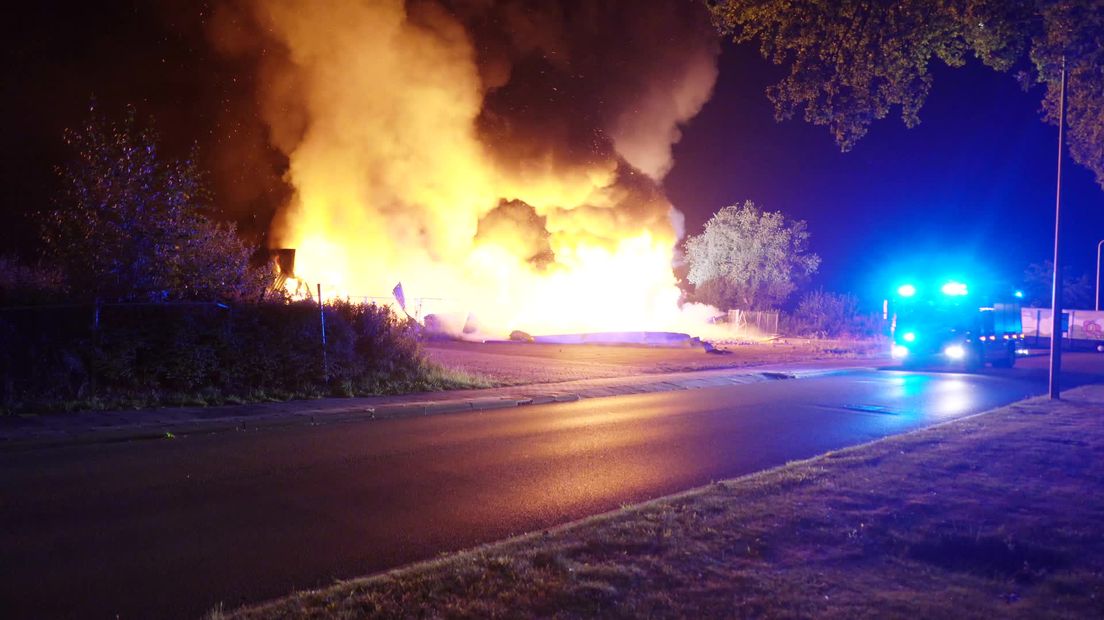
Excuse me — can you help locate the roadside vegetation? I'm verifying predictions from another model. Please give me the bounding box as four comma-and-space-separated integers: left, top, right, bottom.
0, 106, 487, 414
783, 289, 883, 339
216, 386, 1104, 619
0, 299, 489, 414
39, 104, 271, 305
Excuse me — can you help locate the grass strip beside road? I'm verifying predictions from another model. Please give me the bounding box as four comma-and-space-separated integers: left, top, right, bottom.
217, 386, 1104, 619
11, 361, 494, 415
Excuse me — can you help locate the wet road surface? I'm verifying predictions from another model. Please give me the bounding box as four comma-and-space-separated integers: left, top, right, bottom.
1, 362, 1097, 619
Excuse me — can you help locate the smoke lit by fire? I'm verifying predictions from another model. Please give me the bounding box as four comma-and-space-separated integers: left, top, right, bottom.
212, 0, 720, 336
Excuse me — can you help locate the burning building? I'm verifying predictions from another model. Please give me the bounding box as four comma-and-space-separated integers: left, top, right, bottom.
211, 0, 722, 336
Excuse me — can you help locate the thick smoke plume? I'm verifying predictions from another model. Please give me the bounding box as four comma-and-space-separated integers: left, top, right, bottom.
211, 0, 719, 334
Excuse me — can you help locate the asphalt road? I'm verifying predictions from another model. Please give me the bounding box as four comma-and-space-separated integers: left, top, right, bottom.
1, 360, 1099, 619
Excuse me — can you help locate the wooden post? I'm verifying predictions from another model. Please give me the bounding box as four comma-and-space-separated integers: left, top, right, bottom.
318, 283, 328, 381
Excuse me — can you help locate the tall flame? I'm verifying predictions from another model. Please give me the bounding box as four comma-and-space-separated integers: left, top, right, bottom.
212, 0, 721, 336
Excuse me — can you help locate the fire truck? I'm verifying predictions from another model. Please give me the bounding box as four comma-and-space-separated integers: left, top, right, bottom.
889, 279, 1025, 369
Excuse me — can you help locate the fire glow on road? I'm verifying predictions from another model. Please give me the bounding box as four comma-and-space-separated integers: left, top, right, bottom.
0, 366, 1054, 620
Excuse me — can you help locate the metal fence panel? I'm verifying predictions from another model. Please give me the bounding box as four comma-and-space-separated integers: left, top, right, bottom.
725, 309, 780, 336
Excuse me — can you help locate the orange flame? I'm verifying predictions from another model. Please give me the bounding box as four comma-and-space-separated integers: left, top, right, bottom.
223, 0, 722, 337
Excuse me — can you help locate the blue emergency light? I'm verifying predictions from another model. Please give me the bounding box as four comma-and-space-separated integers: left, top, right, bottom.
940, 281, 968, 296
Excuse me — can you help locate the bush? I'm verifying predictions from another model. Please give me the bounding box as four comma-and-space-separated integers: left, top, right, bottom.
785, 290, 881, 339
43, 105, 271, 303
0, 257, 66, 306
0, 300, 449, 413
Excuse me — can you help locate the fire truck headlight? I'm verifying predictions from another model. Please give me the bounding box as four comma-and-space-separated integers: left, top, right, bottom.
892, 345, 909, 359
944, 345, 966, 360
941, 281, 968, 296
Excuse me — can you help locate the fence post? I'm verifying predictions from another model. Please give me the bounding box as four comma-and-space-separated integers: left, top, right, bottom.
1035, 309, 1041, 347
1068, 310, 1075, 349
90, 298, 103, 395
92, 298, 101, 333
318, 283, 328, 381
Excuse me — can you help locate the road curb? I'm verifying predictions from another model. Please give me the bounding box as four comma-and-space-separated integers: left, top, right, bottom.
0, 364, 879, 451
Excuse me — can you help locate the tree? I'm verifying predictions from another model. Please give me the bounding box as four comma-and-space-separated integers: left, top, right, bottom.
42, 104, 268, 303
787, 289, 880, 338
1023, 260, 1092, 308
0, 256, 65, 305
685, 201, 820, 310
709, 0, 1104, 188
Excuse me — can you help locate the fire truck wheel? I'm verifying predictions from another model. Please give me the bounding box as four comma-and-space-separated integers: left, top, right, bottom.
963, 344, 983, 371
992, 343, 1016, 368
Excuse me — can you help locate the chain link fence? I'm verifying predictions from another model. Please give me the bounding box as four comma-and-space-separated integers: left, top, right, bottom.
726, 309, 780, 336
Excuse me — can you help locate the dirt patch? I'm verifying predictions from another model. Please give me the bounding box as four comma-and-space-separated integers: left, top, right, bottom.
425, 339, 882, 384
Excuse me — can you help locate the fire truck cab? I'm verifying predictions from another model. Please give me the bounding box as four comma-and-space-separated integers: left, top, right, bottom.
890, 280, 1024, 370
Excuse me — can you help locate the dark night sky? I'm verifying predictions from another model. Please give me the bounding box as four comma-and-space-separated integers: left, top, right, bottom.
666, 44, 1104, 303
3, 1, 1102, 307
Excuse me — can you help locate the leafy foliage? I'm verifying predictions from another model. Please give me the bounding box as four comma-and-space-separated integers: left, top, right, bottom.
709, 0, 1104, 188
0, 256, 66, 305
42, 104, 270, 303
1022, 260, 1093, 308
0, 301, 449, 412
786, 289, 880, 338
685, 201, 820, 310
1032, 1, 1104, 187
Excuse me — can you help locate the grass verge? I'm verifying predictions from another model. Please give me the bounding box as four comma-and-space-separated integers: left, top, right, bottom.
215, 385, 1104, 619
8, 361, 495, 414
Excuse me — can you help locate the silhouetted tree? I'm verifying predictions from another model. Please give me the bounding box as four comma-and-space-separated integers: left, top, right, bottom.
43, 104, 269, 302
0, 256, 65, 305
710, 0, 1104, 188
685, 201, 820, 310
1023, 260, 1092, 308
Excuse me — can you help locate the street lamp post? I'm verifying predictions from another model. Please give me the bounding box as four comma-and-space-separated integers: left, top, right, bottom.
1049, 58, 1067, 400
1097, 239, 1104, 311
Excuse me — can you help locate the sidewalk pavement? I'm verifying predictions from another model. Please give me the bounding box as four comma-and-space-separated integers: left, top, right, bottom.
0, 358, 886, 450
